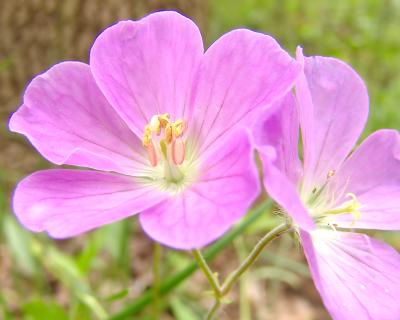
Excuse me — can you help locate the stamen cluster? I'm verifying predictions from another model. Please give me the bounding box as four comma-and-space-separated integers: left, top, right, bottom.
142, 113, 186, 167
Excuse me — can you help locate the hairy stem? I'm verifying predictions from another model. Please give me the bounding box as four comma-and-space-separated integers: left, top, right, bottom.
192, 249, 221, 298
108, 199, 273, 320
196, 222, 292, 319
220, 223, 292, 295
206, 299, 221, 320
235, 238, 251, 320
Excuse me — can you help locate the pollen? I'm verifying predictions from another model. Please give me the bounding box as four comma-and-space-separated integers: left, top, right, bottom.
143, 125, 152, 148
327, 170, 336, 178
142, 113, 187, 167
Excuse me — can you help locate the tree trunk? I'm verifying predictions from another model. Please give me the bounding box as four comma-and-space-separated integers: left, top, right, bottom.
0, 0, 207, 176
0, 0, 207, 119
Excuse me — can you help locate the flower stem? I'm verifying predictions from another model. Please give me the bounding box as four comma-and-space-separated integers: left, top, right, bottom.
194, 222, 292, 319
152, 242, 162, 320
192, 249, 221, 298
206, 299, 221, 320
108, 199, 273, 320
220, 223, 292, 295
235, 238, 251, 320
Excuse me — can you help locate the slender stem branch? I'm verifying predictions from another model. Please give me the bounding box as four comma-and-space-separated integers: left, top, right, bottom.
152, 242, 162, 320
220, 223, 291, 295
192, 249, 221, 298
235, 238, 251, 320
206, 299, 221, 320
108, 199, 273, 320
195, 222, 292, 319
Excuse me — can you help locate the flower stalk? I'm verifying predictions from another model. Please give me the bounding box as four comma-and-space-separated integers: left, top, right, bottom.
192, 249, 221, 298
194, 222, 292, 319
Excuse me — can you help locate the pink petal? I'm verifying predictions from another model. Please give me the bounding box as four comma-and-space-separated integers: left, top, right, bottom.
13, 169, 167, 238
297, 49, 369, 194
188, 29, 301, 157
259, 149, 314, 231
294, 47, 316, 192
301, 230, 400, 320
9, 62, 146, 175
253, 93, 302, 184
139, 129, 260, 249
90, 11, 203, 137
325, 129, 400, 230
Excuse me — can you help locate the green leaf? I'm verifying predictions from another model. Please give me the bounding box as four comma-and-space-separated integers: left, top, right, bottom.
102, 220, 132, 271
22, 300, 68, 320
105, 289, 130, 302
76, 230, 104, 274
3, 215, 37, 275
253, 266, 302, 288
39, 245, 108, 319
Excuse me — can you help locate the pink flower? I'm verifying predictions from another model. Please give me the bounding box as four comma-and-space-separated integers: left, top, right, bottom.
9, 11, 300, 249
256, 48, 400, 319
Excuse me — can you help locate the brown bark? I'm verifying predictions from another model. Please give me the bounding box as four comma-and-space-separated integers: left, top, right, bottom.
0, 0, 207, 177
0, 0, 207, 120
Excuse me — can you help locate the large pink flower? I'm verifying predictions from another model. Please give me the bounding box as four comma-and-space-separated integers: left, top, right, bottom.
256, 48, 400, 319
9, 11, 300, 249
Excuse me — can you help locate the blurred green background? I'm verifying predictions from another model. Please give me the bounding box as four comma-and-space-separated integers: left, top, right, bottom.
1, 0, 399, 319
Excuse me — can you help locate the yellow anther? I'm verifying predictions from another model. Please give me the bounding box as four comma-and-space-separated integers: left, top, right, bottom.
173, 119, 185, 137
144, 124, 152, 135
327, 170, 336, 178
165, 123, 173, 144
158, 113, 170, 128
142, 113, 187, 167
142, 124, 152, 147
150, 115, 161, 135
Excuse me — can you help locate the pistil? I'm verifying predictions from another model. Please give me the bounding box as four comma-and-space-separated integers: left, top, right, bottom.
323, 192, 362, 222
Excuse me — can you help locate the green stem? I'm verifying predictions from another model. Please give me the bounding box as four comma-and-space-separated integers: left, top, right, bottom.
108, 199, 272, 320
220, 223, 291, 295
202, 223, 292, 318
206, 299, 221, 320
192, 249, 221, 298
235, 238, 251, 320
152, 243, 162, 320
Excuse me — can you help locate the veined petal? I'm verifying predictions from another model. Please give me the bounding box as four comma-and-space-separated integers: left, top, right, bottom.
325, 129, 400, 230
9, 62, 146, 175
301, 230, 400, 320
253, 93, 302, 184
90, 11, 203, 137
139, 129, 260, 249
13, 169, 168, 237
188, 29, 301, 158
297, 49, 369, 194
295, 47, 316, 193
259, 149, 314, 231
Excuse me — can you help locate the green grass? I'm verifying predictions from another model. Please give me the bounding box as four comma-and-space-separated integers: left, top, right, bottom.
207, 0, 400, 134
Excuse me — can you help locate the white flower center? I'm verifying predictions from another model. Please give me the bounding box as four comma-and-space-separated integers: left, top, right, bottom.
301, 171, 362, 228
141, 113, 197, 193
